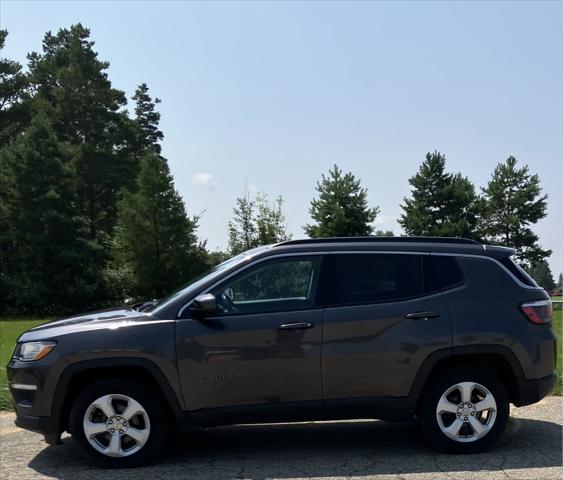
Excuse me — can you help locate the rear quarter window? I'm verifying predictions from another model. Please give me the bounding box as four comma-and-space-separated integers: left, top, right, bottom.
499, 257, 538, 287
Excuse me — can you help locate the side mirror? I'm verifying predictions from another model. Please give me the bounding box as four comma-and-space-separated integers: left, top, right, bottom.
189, 293, 218, 317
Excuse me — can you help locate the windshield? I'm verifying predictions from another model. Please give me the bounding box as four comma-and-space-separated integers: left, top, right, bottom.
150, 245, 272, 315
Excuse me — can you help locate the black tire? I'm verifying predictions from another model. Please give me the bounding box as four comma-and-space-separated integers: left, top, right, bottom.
419, 367, 509, 453
69, 379, 169, 468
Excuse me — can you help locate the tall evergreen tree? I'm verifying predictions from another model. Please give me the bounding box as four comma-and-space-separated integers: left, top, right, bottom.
0, 114, 101, 313
255, 193, 291, 245
132, 83, 163, 154
304, 165, 379, 238
527, 260, 556, 291
480, 156, 550, 267
399, 151, 479, 239
112, 151, 202, 299
228, 190, 291, 255
228, 191, 257, 255
0, 29, 29, 146
27, 24, 137, 246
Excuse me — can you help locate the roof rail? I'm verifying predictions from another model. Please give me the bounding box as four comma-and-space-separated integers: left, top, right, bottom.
275, 236, 481, 247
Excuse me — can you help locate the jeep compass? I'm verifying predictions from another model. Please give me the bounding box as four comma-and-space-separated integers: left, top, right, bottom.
7, 237, 557, 467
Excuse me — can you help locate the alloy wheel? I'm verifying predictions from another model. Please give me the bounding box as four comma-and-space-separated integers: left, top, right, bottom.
435, 381, 497, 443
83, 393, 151, 457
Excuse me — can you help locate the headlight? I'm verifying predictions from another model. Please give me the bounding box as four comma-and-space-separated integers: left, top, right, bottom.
14, 341, 57, 361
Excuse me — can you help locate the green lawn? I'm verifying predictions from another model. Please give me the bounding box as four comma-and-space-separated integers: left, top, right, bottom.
0, 310, 561, 410
0, 318, 50, 410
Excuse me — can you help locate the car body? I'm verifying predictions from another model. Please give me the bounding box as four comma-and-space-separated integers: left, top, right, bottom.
7, 236, 557, 466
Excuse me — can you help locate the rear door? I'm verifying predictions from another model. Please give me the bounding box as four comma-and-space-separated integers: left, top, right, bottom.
321, 252, 452, 402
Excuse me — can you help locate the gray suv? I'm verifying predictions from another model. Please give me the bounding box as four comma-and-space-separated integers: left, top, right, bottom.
7, 237, 557, 467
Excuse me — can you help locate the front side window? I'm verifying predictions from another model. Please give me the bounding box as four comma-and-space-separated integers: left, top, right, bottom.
326, 253, 425, 306
152, 246, 272, 317
212, 257, 320, 315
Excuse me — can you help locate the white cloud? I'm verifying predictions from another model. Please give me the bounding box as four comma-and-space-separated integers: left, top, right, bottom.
374, 214, 391, 226
192, 172, 218, 190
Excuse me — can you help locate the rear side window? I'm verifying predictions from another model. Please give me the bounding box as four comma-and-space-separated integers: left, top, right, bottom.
431, 256, 464, 290
499, 257, 538, 287
325, 254, 425, 306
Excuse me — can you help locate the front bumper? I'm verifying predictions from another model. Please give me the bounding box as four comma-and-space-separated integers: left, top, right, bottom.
8, 352, 67, 443
13, 407, 62, 443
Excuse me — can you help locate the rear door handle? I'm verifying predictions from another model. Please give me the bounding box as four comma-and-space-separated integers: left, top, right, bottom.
279, 322, 314, 330
405, 311, 440, 321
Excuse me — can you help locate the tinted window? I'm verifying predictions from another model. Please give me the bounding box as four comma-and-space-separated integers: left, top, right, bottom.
500, 257, 538, 287
212, 257, 319, 315
328, 254, 424, 305
432, 256, 464, 290
154, 245, 271, 317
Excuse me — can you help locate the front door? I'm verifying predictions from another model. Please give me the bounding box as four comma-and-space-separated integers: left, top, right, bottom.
176, 255, 324, 417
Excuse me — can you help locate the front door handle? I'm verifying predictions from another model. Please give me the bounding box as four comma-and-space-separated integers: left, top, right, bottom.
279, 322, 314, 330
405, 311, 440, 321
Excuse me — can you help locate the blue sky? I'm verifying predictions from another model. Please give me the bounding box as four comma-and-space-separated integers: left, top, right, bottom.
2, 1, 562, 275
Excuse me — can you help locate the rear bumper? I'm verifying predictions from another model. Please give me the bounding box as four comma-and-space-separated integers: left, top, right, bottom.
513, 373, 557, 407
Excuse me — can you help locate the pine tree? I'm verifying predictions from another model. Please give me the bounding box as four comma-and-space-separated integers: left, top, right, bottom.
304, 165, 379, 238
255, 193, 291, 245
527, 260, 556, 291
228, 191, 257, 255
227, 190, 291, 255
0, 29, 29, 146
27, 24, 137, 246
399, 151, 479, 239
132, 83, 163, 154
0, 114, 101, 313
480, 156, 550, 267
113, 152, 202, 299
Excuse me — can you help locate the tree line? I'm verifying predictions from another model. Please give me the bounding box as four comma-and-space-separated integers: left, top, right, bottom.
0, 25, 558, 316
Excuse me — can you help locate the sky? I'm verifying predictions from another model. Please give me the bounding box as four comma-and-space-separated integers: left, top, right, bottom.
2, 1, 562, 275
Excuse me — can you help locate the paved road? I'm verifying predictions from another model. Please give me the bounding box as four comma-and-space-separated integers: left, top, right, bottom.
1, 397, 561, 480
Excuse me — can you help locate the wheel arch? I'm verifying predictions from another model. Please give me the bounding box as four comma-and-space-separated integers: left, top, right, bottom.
53, 358, 186, 433
410, 345, 525, 410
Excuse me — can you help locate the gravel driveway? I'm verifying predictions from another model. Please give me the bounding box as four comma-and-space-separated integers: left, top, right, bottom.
1, 397, 561, 480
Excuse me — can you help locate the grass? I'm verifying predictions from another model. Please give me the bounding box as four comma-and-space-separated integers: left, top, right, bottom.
0, 309, 561, 410
0, 318, 50, 410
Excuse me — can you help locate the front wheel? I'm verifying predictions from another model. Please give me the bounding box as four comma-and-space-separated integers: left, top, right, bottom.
419, 368, 509, 453
69, 379, 169, 468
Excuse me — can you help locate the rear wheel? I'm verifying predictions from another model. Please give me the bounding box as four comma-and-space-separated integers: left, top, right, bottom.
69, 379, 169, 468
419, 368, 509, 453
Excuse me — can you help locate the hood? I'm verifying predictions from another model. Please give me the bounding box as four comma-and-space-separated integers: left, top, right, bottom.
19, 308, 154, 342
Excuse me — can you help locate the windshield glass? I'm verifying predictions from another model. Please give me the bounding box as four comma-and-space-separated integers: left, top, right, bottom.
150, 245, 272, 315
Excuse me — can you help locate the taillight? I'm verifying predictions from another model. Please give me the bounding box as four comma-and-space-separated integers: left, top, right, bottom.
521, 299, 553, 324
